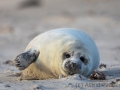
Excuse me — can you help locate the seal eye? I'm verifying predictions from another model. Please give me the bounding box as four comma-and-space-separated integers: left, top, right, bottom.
65, 54, 70, 58
80, 56, 85, 62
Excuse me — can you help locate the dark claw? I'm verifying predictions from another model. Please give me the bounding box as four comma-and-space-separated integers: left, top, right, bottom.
16, 64, 20, 66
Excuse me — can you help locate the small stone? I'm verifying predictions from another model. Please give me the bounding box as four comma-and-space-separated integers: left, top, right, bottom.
109, 81, 116, 87
116, 79, 120, 82
99, 63, 106, 69
59, 75, 63, 79
3, 60, 14, 66
31, 84, 42, 90
4, 84, 10, 87
14, 72, 22, 77
90, 70, 106, 80
17, 76, 22, 81
79, 74, 87, 80
66, 83, 73, 87
0, 25, 13, 34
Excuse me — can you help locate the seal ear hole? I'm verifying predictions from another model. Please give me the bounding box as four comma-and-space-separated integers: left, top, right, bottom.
80, 56, 88, 65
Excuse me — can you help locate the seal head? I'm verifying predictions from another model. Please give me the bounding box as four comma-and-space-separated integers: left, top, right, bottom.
59, 41, 90, 76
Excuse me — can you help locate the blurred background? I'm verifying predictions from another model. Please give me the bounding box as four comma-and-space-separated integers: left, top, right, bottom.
0, 0, 120, 65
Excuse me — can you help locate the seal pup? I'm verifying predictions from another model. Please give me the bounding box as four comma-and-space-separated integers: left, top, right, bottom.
14, 28, 100, 80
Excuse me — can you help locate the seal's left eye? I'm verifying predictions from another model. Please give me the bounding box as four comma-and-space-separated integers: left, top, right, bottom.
65, 54, 70, 58
80, 56, 85, 62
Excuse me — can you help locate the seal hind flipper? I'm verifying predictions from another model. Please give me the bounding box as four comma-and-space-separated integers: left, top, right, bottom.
14, 49, 39, 70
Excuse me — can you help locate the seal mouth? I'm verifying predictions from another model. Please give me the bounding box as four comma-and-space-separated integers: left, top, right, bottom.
65, 68, 80, 75
64, 61, 81, 75
67, 71, 78, 75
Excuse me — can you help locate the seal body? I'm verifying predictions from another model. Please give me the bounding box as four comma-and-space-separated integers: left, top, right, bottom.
14, 28, 100, 80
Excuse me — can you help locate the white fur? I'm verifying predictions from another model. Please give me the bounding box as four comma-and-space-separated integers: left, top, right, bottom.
24, 28, 100, 79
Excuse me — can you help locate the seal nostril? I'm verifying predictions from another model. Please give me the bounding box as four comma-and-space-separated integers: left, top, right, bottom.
71, 63, 77, 69
72, 63, 76, 67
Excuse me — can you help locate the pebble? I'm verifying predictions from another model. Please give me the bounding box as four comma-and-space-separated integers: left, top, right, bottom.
4, 84, 10, 87
59, 75, 63, 79
31, 84, 42, 90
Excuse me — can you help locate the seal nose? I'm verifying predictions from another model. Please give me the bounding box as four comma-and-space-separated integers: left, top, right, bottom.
65, 61, 80, 71
71, 63, 77, 69
70, 63, 78, 70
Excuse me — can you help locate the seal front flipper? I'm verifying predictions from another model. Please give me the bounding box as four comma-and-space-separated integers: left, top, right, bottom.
14, 49, 39, 70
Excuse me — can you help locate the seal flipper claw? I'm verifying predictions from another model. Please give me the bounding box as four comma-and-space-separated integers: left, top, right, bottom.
14, 50, 39, 70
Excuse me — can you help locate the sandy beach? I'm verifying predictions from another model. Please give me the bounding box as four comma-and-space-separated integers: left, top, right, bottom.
0, 0, 120, 90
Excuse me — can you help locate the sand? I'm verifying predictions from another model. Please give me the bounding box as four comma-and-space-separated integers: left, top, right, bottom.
0, 0, 120, 90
